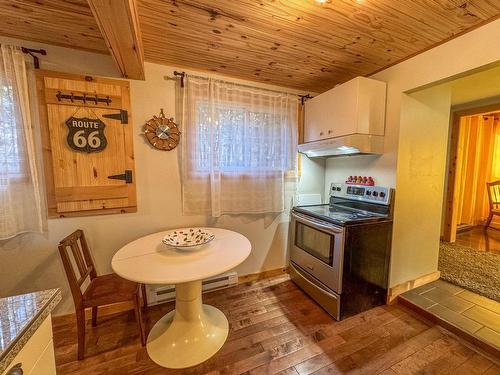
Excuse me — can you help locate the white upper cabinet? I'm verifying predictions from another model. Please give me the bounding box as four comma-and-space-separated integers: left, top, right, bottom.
303, 77, 387, 143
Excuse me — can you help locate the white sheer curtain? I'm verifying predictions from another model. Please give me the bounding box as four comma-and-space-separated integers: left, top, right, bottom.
0, 45, 46, 239
180, 75, 298, 217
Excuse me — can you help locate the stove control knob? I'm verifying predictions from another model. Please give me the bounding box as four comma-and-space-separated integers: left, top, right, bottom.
366, 191, 372, 196
380, 192, 386, 198
372, 191, 379, 197
336, 187, 341, 191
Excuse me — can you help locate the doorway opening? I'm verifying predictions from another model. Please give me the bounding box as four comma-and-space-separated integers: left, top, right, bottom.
440, 103, 500, 302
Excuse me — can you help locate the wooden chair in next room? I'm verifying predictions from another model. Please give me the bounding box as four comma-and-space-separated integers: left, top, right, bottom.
486, 180, 500, 229
58, 229, 147, 360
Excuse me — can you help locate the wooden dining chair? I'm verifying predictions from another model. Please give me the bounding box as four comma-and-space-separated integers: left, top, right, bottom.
58, 229, 147, 360
486, 180, 500, 229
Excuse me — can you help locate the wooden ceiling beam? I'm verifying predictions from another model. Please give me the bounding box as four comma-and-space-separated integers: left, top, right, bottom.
87, 0, 145, 80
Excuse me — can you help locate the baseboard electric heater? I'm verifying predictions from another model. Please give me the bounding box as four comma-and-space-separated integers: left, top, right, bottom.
145, 272, 238, 306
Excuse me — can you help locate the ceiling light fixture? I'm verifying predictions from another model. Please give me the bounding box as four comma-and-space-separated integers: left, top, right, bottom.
315, 0, 330, 4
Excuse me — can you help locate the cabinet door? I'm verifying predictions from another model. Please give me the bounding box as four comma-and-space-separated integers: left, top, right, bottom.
303, 103, 327, 142
303, 77, 386, 143
304, 81, 358, 142
29, 340, 56, 375
36, 71, 137, 218
1, 317, 54, 375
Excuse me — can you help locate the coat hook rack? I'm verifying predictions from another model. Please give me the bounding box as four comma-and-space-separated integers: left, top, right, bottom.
56, 91, 112, 105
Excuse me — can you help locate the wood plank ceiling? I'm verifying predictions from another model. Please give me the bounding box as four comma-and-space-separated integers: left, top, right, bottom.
1, 0, 500, 92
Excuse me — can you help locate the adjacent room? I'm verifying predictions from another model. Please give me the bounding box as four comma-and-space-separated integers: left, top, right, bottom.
0, 1, 499, 374
444, 109, 500, 244
439, 105, 500, 302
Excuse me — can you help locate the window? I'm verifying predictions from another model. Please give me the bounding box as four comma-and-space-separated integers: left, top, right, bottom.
181, 76, 298, 217
0, 44, 46, 239
195, 103, 288, 172
0, 84, 24, 179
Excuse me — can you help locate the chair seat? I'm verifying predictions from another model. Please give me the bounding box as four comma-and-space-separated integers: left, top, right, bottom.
83, 273, 139, 307
492, 208, 500, 214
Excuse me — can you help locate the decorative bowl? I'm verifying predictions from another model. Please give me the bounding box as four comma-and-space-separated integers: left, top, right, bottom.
162, 228, 215, 250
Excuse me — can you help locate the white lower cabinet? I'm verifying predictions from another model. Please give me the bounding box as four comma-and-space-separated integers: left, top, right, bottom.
28, 339, 56, 375
2, 316, 56, 375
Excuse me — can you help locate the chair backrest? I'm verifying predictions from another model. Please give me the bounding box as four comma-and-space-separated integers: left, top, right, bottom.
487, 180, 500, 208
58, 229, 97, 308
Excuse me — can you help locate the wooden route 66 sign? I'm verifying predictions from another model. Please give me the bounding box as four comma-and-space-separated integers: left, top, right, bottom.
65, 117, 107, 153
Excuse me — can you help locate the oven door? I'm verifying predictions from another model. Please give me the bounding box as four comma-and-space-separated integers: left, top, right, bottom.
290, 211, 345, 293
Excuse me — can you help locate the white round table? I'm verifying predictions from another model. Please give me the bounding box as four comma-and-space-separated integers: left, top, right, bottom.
111, 228, 251, 369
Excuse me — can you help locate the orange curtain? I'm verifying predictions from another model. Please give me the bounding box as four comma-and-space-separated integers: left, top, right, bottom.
492, 118, 500, 179
454, 115, 498, 226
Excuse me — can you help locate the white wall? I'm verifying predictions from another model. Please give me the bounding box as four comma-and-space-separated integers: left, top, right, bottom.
0, 36, 320, 315
390, 85, 452, 286
298, 156, 326, 202
324, 19, 500, 287
324, 154, 394, 195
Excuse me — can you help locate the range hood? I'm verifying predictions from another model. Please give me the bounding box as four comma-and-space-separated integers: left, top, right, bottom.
297, 134, 384, 158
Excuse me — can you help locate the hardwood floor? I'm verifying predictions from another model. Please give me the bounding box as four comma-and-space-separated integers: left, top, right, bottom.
52, 275, 500, 375
456, 227, 500, 253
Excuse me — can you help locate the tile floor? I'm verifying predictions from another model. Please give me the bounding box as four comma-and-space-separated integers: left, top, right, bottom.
400, 279, 500, 350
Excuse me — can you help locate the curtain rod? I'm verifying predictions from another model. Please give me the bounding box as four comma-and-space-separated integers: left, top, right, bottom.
21, 47, 46, 69
0, 44, 47, 69
169, 70, 312, 102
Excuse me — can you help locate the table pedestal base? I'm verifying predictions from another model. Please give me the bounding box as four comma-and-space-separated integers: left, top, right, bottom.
146, 280, 229, 369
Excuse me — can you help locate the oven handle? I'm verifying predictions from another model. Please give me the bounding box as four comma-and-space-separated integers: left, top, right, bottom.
291, 212, 344, 234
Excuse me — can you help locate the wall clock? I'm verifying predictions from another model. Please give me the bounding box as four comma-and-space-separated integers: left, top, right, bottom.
144, 109, 180, 151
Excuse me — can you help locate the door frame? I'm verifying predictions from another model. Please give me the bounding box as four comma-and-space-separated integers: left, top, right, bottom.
442, 102, 500, 242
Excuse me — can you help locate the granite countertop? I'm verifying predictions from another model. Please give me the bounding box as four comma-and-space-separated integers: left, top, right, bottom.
0, 289, 61, 374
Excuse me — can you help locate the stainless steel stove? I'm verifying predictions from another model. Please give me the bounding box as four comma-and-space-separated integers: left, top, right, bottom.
294, 183, 392, 225
289, 183, 394, 320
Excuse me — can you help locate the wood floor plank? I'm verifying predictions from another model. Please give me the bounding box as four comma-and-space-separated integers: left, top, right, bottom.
276, 368, 300, 375
389, 335, 473, 374
293, 333, 381, 375
294, 308, 422, 374
344, 327, 443, 374
484, 365, 500, 375
52, 274, 497, 375
310, 356, 359, 375
379, 369, 399, 375
454, 352, 496, 374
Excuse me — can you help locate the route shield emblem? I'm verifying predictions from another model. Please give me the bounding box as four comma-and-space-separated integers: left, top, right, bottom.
65, 117, 107, 153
